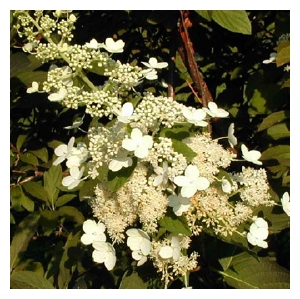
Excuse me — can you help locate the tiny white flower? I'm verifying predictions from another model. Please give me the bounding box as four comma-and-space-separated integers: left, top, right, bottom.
108, 148, 133, 172
114, 102, 139, 124
53, 137, 75, 166
263, 52, 277, 64
100, 37, 125, 53
203, 102, 229, 118
141, 57, 168, 69
228, 123, 238, 148
122, 128, 153, 159
168, 194, 190, 216
48, 87, 68, 102
153, 161, 169, 187
241, 144, 262, 165
62, 166, 85, 189
58, 42, 69, 52
247, 217, 269, 248
182, 106, 208, 127
22, 41, 38, 53
173, 165, 210, 198
126, 228, 151, 266
92, 241, 116, 271
81, 220, 106, 245
281, 192, 290, 216
27, 82, 39, 94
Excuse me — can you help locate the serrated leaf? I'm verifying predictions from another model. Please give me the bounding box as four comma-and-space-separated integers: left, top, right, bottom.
211, 11, 251, 35
16, 134, 27, 152
10, 212, 40, 272
58, 206, 85, 224
23, 181, 48, 203
108, 158, 137, 192
58, 228, 82, 289
258, 110, 289, 132
29, 148, 49, 163
56, 194, 77, 207
10, 271, 54, 289
20, 152, 39, 165
219, 252, 290, 288
159, 209, 192, 236
119, 270, 148, 289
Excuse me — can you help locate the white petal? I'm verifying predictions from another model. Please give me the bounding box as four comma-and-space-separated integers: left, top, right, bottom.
81, 234, 94, 245
104, 252, 116, 271
54, 144, 68, 156
131, 128, 143, 140
62, 176, 75, 187
127, 237, 141, 251
173, 176, 190, 187
134, 145, 149, 158
132, 250, 143, 261
181, 185, 197, 198
195, 177, 210, 191
108, 159, 123, 172
83, 219, 97, 234
137, 256, 147, 266
159, 246, 173, 259
185, 165, 199, 181
92, 249, 106, 263
122, 102, 134, 117
140, 239, 151, 255
142, 135, 153, 148
122, 139, 137, 152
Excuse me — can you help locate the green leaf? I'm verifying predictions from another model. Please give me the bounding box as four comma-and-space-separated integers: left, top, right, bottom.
258, 110, 289, 132
211, 11, 251, 35
276, 42, 290, 67
108, 158, 137, 192
219, 252, 290, 288
10, 186, 25, 211
10, 212, 40, 272
261, 145, 290, 163
266, 123, 290, 140
16, 134, 27, 152
58, 206, 85, 224
119, 270, 148, 289
58, 228, 83, 289
10, 271, 54, 289
20, 152, 39, 165
29, 148, 49, 163
44, 165, 62, 207
56, 194, 77, 207
21, 194, 35, 212
40, 210, 60, 236
23, 181, 48, 204
79, 179, 98, 201
159, 209, 192, 236
196, 10, 212, 21
171, 139, 197, 163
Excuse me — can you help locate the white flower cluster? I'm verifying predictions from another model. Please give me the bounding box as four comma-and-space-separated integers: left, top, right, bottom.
15, 11, 288, 287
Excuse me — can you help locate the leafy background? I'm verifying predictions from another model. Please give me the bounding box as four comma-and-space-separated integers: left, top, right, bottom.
10, 10, 290, 289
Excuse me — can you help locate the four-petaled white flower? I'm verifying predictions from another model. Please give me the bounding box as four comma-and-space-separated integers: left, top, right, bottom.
85, 38, 100, 49
241, 144, 262, 165
159, 235, 181, 261
182, 106, 208, 127
281, 192, 290, 216
126, 228, 151, 266
153, 161, 169, 187
141, 57, 168, 69
122, 128, 153, 159
168, 193, 190, 216
66, 142, 89, 168
81, 220, 106, 245
92, 241, 116, 271
108, 148, 133, 172
48, 87, 68, 102
228, 123, 237, 148
27, 81, 39, 94
100, 37, 125, 53
173, 164, 210, 198
53, 137, 75, 166
62, 166, 85, 189
141, 68, 158, 80
114, 102, 139, 124
203, 102, 229, 118
247, 217, 269, 248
